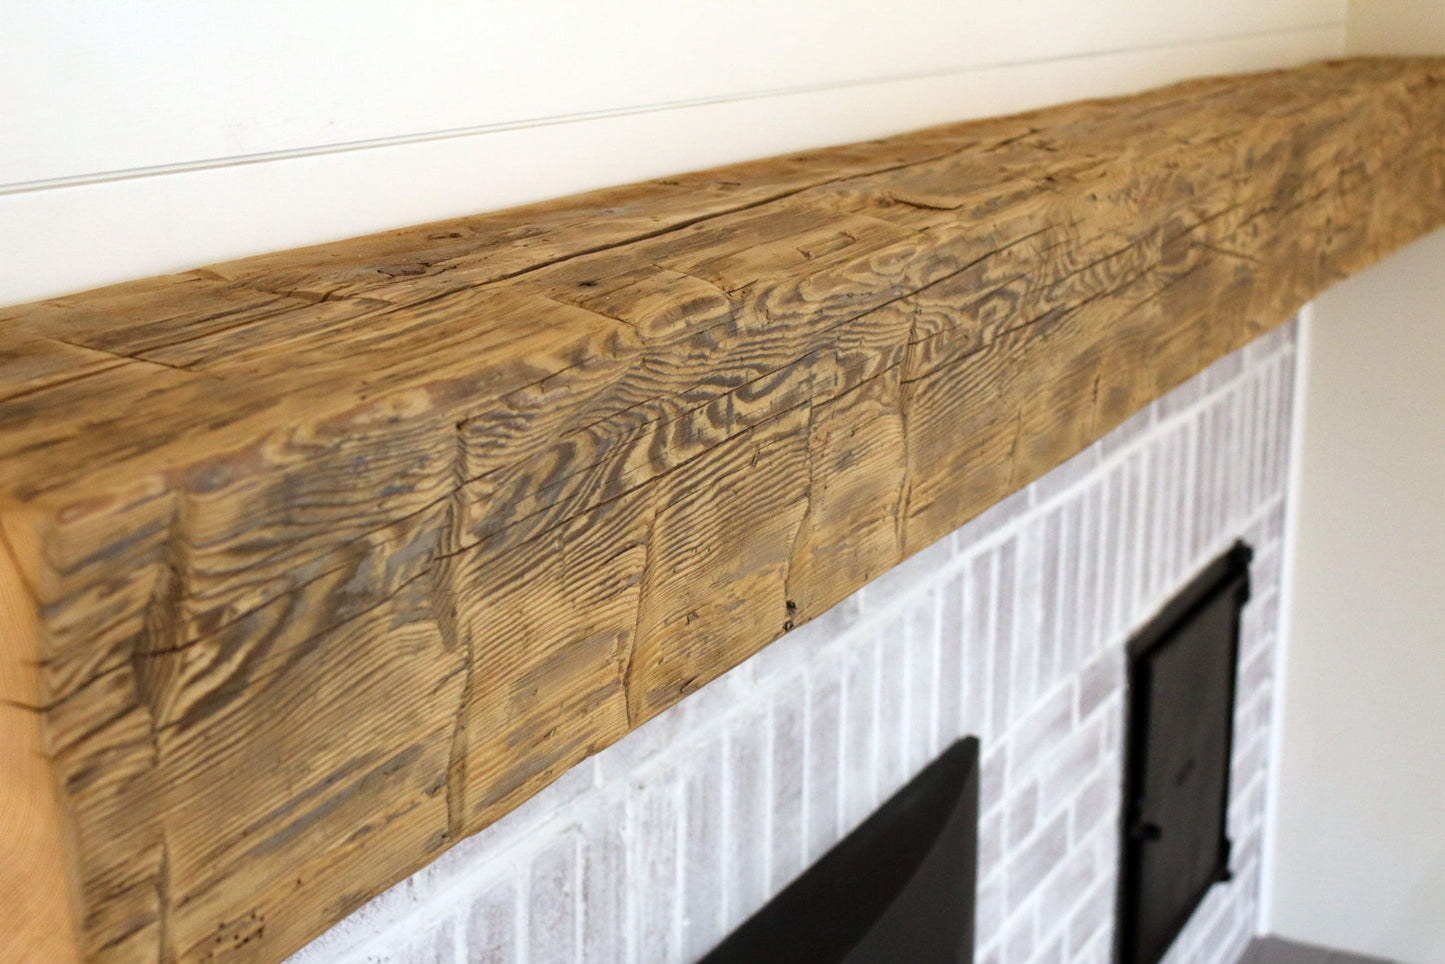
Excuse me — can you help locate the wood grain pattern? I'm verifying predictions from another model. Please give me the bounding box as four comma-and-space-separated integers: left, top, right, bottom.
1, 58, 1442, 963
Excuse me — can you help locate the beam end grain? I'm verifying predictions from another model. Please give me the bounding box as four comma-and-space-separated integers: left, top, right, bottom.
0, 508, 81, 964
2, 57, 1443, 963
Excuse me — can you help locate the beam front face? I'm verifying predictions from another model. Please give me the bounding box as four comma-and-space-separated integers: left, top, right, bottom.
0, 58, 1441, 963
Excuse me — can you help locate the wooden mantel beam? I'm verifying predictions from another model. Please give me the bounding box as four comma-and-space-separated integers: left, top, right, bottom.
2, 58, 1442, 963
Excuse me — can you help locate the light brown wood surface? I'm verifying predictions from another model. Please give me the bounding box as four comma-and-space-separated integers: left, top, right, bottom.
1, 58, 1442, 963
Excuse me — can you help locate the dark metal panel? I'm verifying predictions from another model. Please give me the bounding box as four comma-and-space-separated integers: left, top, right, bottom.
703, 737, 979, 964
1118, 542, 1253, 964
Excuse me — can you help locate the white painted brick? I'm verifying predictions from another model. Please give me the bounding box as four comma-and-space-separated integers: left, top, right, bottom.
1207, 400, 1230, 546
1036, 835, 1096, 939
1166, 425, 1190, 589
1003, 902, 1037, 964
1221, 387, 1243, 536
1189, 409, 1212, 564
527, 834, 579, 964
1234, 370, 1257, 521
936, 570, 966, 747
1205, 343, 1246, 393
1121, 449, 1147, 619
1066, 877, 1114, 959
1150, 432, 1177, 598
1254, 360, 1273, 508
1037, 507, 1065, 697
904, 595, 940, 775
1006, 780, 1041, 851
1078, 928, 1114, 964
1217, 385, 1239, 538
977, 874, 1004, 946
580, 803, 627, 964
1273, 351, 1298, 490
1230, 775, 1267, 841
1229, 379, 1250, 529
464, 882, 517, 964
681, 738, 726, 959
875, 630, 910, 795
804, 660, 843, 864
628, 769, 680, 964
1244, 592, 1281, 658
725, 709, 770, 921
1009, 683, 1073, 785
1030, 935, 1065, 964
1098, 467, 1124, 641
1256, 354, 1279, 504
1174, 421, 1197, 580
1102, 695, 1123, 763
1058, 498, 1085, 681
1263, 498, 1286, 545
1137, 442, 1162, 609
1006, 812, 1068, 913
1235, 688, 1271, 751
1069, 770, 1118, 846
992, 539, 1018, 741
372, 917, 457, 964
1201, 890, 1250, 963
766, 688, 806, 894
981, 747, 1008, 817
1076, 649, 1121, 724
1231, 731, 1268, 795
979, 810, 1004, 878
1237, 641, 1273, 708
1037, 713, 1105, 819
963, 551, 992, 740
841, 645, 879, 830
1251, 542, 1282, 598
1077, 482, 1104, 660
1013, 513, 1047, 707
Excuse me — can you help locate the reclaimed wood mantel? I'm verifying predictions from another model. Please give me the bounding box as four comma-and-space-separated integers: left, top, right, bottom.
2, 58, 1442, 963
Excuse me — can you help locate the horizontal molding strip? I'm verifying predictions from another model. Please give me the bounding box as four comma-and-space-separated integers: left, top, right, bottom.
0, 27, 1347, 310
1, 57, 1441, 964
0, 22, 1342, 197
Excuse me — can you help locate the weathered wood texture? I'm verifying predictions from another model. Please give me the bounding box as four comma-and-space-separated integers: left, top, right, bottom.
1, 58, 1441, 963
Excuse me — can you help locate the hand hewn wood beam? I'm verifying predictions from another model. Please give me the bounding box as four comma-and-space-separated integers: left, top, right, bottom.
1, 57, 1442, 964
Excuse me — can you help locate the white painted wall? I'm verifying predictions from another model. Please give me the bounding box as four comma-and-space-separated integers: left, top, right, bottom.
1347, 0, 1445, 53
0, 1, 1345, 307
1261, 7, 1445, 961
1267, 226, 1445, 963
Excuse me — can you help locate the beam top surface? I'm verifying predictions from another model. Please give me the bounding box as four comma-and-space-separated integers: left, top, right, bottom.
0, 57, 1434, 511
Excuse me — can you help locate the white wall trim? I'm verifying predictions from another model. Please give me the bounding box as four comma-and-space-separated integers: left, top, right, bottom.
1258, 303, 1313, 934
0, 20, 1344, 309
0, 22, 1343, 199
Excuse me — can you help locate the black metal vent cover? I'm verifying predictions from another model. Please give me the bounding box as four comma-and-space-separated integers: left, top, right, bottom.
1118, 542, 1252, 964
703, 737, 978, 964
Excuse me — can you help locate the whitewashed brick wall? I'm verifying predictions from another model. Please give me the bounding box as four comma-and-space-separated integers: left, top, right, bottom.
288, 320, 1297, 964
